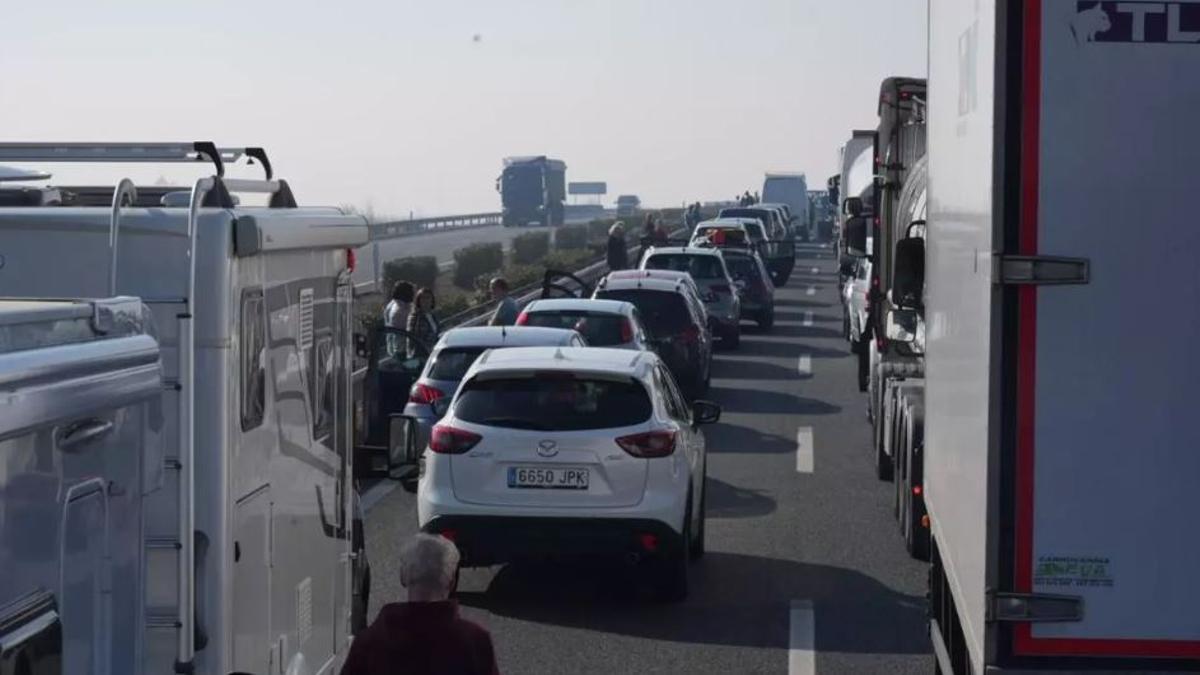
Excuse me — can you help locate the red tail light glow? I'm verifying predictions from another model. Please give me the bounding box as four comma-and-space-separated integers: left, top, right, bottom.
345, 248, 357, 272
429, 425, 481, 454
515, 312, 530, 326
638, 533, 659, 552
616, 430, 677, 458
620, 318, 634, 343
680, 324, 700, 344
912, 485, 923, 496
409, 383, 445, 405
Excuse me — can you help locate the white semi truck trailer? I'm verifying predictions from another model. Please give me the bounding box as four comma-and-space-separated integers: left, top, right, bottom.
919, 1, 1200, 672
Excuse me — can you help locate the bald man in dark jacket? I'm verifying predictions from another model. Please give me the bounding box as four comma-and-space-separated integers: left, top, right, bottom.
341, 534, 499, 675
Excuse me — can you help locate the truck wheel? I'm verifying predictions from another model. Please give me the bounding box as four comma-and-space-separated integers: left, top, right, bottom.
874, 390, 893, 482
856, 343, 869, 392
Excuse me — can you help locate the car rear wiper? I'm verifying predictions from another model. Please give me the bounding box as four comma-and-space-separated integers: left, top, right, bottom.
479, 417, 551, 430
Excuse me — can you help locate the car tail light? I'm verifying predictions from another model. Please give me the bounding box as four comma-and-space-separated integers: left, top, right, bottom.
620, 318, 634, 343
430, 425, 481, 454
409, 383, 445, 405
680, 324, 700, 344
912, 485, 923, 496
515, 312, 530, 325
439, 529, 458, 542
616, 430, 677, 458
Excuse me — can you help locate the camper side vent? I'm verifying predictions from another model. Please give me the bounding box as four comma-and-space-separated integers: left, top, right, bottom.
298, 288, 314, 351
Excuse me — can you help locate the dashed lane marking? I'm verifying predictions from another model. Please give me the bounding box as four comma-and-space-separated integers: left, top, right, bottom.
803, 311, 814, 327
797, 353, 812, 375
789, 600, 816, 674
805, 286, 816, 296
795, 426, 814, 473
810, 266, 819, 274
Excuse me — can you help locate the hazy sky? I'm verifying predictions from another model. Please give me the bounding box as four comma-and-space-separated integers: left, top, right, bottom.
2, 0, 927, 217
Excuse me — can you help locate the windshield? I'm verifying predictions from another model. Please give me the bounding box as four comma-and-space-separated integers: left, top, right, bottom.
427, 347, 489, 381
643, 254, 724, 280
594, 289, 690, 337
523, 311, 627, 346
455, 375, 651, 430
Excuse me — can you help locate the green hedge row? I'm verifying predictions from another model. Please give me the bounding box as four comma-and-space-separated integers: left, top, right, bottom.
453, 242, 504, 289
511, 231, 550, 265
382, 256, 439, 293
554, 225, 589, 251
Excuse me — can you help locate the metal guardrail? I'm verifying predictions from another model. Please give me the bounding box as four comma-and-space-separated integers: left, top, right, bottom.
370, 212, 501, 240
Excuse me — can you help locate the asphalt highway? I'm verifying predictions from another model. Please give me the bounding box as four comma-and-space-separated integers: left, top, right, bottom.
361, 242, 933, 674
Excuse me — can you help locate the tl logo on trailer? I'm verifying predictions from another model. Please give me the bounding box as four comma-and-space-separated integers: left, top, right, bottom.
1073, 2, 1200, 44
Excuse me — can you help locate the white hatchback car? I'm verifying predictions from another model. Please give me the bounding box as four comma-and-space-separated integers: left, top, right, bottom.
516, 298, 652, 351
417, 346, 721, 601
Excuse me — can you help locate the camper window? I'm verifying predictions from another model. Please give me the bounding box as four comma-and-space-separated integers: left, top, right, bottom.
240, 289, 266, 431
312, 336, 335, 440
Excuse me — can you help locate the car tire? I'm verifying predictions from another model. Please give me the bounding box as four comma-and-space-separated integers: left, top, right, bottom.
352, 561, 370, 635
874, 409, 893, 482
689, 472, 707, 561
757, 309, 774, 332
657, 504, 691, 602
856, 342, 870, 392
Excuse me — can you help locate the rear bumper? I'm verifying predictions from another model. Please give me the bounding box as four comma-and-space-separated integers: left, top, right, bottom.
422, 515, 683, 567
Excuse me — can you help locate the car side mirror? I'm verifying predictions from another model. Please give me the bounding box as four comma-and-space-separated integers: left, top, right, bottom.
892, 229, 925, 309
430, 397, 451, 419
843, 197, 863, 217
691, 400, 722, 426
885, 308, 919, 343
388, 413, 422, 475
845, 217, 868, 257
354, 333, 369, 359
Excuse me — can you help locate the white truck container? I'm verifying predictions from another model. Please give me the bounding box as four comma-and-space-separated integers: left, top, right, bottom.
761, 172, 808, 236
924, 2, 1200, 672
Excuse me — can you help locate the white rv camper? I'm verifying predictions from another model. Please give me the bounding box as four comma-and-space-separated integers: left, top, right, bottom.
0, 143, 371, 675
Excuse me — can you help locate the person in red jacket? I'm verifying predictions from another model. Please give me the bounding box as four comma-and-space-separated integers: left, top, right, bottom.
340, 534, 500, 675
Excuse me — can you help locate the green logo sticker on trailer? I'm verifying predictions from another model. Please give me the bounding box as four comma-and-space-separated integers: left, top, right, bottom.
1035, 555, 1114, 588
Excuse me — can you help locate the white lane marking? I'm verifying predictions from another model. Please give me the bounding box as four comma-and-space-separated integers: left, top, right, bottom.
795, 427, 814, 474
810, 266, 819, 274
360, 480, 398, 512
803, 311, 814, 327
805, 286, 816, 296
797, 353, 812, 375
789, 600, 816, 674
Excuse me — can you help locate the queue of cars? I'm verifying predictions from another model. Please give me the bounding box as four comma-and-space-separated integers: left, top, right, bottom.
383, 217, 788, 601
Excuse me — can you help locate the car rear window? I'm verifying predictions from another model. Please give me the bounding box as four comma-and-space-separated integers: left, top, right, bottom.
644, 254, 723, 280
524, 311, 626, 346
724, 255, 760, 281
594, 289, 690, 337
455, 375, 652, 431
428, 347, 488, 381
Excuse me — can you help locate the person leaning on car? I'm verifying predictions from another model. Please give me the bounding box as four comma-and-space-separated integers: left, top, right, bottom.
340, 534, 500, 675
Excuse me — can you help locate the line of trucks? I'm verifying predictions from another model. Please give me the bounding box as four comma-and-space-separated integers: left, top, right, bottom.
829, 2, 1199, 672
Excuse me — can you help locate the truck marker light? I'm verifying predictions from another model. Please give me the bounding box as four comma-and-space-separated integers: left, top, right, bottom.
920, 515, 929, 530
913, 485, 922, 496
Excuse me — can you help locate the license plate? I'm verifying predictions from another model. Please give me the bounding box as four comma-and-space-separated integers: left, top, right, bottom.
507, 466, 590, 490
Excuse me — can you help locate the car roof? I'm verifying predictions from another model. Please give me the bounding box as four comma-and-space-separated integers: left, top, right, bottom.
467, 346, 657, 381
694, 220, 747, 231
643, 246, 724, 259
596, 274, 697, 295
435, 326, 581, 349
606, 268, 699, 285
522, 298, 634, 315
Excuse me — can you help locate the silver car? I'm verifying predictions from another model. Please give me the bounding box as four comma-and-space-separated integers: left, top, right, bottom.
402, 326, 586, 439
640, 246, 742, 348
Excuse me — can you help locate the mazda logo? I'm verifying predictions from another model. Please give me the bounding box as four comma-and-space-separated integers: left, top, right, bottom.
537, 440, 558, 457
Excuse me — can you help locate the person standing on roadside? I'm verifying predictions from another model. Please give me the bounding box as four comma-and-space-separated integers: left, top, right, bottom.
488, 277, 519, 326
384, 281, 415, 355
407, 287, 439, 358
340, 534, 500, 675
606, 221, 628, 271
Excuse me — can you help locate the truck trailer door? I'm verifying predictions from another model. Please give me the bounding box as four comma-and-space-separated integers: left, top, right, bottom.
1011, 0, 1200, 661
